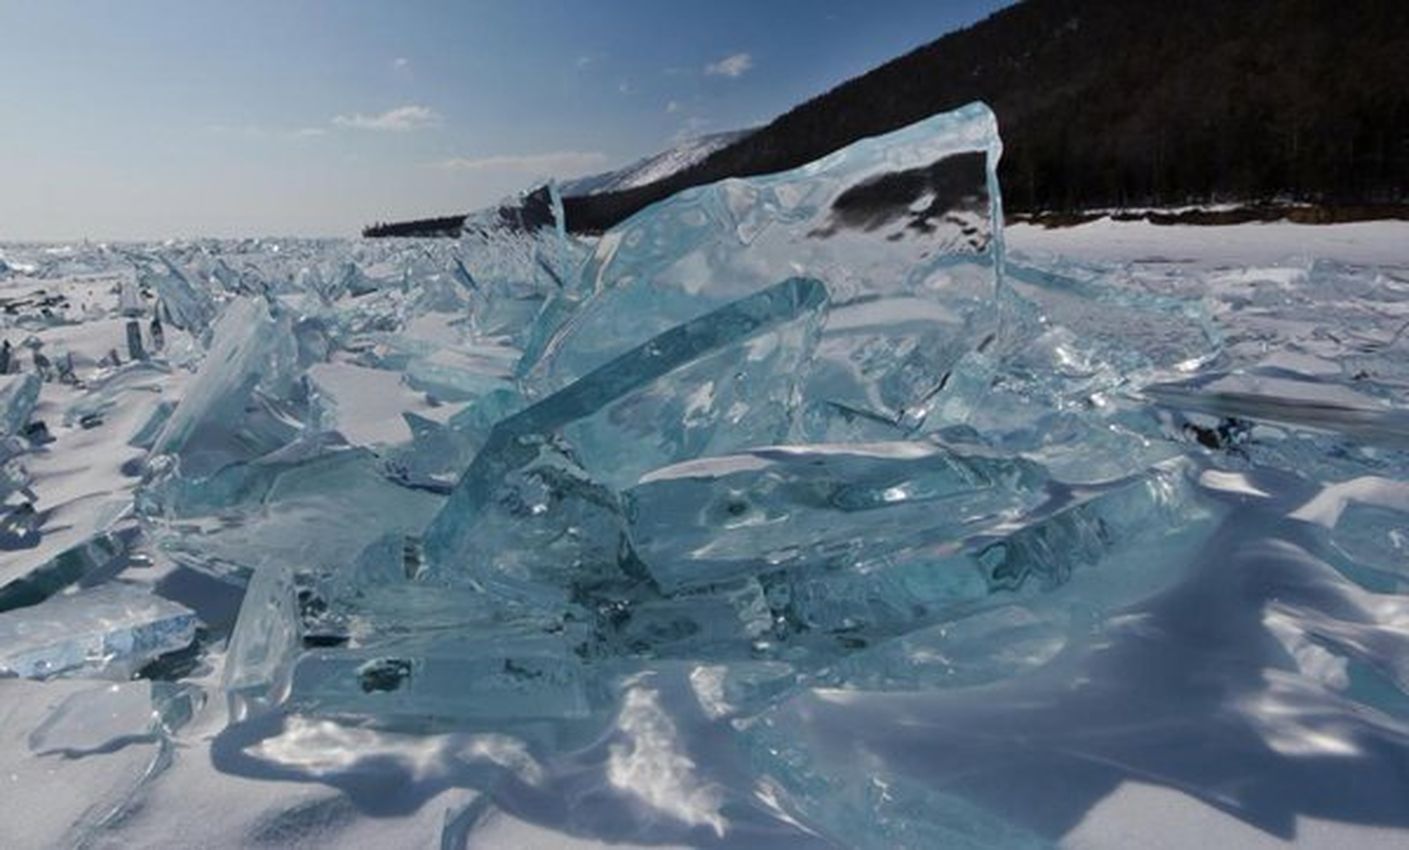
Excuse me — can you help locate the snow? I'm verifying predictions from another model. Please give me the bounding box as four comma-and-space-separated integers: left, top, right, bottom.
1, 194, 1408, 849
1007, 218, 1409, 268
559, 130, 751, 197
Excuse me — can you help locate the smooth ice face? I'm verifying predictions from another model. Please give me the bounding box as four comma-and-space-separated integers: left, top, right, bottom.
421, 277, 829, 578
147, 297, 291, 477
147, 447, 444, 580
224, 563, 299, 720
0, 583, 196, 679
142, 258, 216, 332
626, 442, 1048, 593
530, 102, 1004, 430
285, 631, 593, 724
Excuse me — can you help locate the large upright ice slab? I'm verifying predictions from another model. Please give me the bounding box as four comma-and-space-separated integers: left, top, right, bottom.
422, 277, 828, 579
224, 563, 299, 720
148, 297, 287, 477
530, 102, 1004, 431
143, 258, 216, 332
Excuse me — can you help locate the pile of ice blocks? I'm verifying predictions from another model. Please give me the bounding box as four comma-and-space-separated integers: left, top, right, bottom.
17, 101, 1407, 844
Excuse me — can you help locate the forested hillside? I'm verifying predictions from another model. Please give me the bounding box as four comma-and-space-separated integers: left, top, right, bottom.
562, 0, 1408, 232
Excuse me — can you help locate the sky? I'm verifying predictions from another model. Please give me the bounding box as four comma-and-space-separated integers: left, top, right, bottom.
0, 0, 1011, 241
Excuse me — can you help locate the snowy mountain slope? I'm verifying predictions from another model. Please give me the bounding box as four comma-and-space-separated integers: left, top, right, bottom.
559, 130, 751, 198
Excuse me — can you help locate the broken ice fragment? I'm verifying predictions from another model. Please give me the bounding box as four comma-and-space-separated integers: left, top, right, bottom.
531, 102, 1003, 429
144, 258, 215, 332
224, 563, 300, 720
773, 460, 1207, 642
118, 279, 146, 317
147, 297, 290, 477
0, 526, 132, 613
0, 583, 196, 680
0, 372, 41, 438
973, 460, 1201, 593
147, 447, 443, 581
566, 284, 826, 490
423, 438, 626, 598
285, 631, 592, 723
626, 442, 1047, 593
125, 319, 147, 361
423, 277, 829, 579
818, 605, 1069, 691
603, 577, 773, 657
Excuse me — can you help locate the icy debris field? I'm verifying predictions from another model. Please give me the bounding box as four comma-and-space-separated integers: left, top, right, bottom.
2, 104, 1409, 849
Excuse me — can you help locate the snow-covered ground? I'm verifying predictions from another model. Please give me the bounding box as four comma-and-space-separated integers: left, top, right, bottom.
1, 215, 1407, 850
1007, 218, 1409, 268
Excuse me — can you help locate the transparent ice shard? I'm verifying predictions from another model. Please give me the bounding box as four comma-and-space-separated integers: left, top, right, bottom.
0, 525, 131, 613
285, 630, 593, 724
380, 385, 527, 491
147, 297, 287, 477
530, 102, 1004, 431
817, 604, 1069, 691
565, 282, 826, 490
455, 183, 588, 347
626, 442, 1047, 593
147, 447, 443, 580
422, 438, 628, 599
770, 459, 1207, 644
0, 372, 40, 438
600, 577, 773, 658
143, 258, 216, 332
118, 279, 146, 317
686, 660, 798, 720
224, 563, 300, 720
0, 583, 196, 679
402, 347, 517, 403
422, 277, 829, 578
125, 319, 147, 361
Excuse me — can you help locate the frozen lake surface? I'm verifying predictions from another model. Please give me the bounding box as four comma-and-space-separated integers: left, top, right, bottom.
1, 110, 1407, 848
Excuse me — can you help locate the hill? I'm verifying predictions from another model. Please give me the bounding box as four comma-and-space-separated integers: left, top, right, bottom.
366, 0, 1409, 237
561, 0, 1409, 233
560, 130, 753, 197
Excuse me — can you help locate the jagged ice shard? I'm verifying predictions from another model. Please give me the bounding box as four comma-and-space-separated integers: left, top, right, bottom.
0, 583, 196, 679
528, 102, 1005, 437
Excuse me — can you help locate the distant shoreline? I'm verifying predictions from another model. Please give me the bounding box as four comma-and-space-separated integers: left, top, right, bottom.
361, 201, 1409, 239
1009, 202, 1409, 230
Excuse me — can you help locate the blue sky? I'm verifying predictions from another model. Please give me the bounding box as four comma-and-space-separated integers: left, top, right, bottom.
0, 1, 1010, 241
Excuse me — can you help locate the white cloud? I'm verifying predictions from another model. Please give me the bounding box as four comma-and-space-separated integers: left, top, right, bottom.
666, 100, 682, 113
333, 104, 441, 132
618, 80, 632, 95
391, 57, 410, 72
430, 150, 610, 177
292, 127, 327, 138
705, 52, 752, 78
